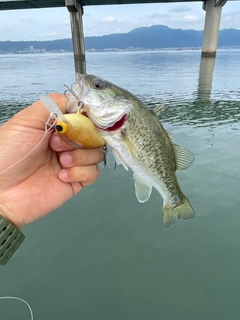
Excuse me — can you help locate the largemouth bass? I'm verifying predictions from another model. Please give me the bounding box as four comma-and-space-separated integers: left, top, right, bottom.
67, 74, 195, 229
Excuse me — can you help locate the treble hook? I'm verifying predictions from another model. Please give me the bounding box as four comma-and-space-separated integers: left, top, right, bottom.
97, 144, 117, 172
63, 84, 84, 109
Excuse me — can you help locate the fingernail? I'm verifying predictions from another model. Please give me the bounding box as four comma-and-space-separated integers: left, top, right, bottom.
51, 135, 62, 149
59, 169, 68, 181
61, 153, 72, 166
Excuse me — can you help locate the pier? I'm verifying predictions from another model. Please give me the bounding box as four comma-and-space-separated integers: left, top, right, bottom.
0, 0, 231, 73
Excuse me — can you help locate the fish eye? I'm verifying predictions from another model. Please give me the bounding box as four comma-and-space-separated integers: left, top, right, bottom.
92, 79, 105, 90
55, 122, 68, 133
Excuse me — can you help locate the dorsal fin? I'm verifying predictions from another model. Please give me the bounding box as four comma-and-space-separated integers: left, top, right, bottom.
150, 104, 168, 117
166, 130, 173, 141
173, 144, 195, 170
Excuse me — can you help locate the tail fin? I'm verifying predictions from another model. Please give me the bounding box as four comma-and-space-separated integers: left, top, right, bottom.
162, 196, 195, 229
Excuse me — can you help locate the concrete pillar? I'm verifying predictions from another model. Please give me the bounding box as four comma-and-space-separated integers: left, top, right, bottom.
201, 0, 227, 57
65, 0, 86, 74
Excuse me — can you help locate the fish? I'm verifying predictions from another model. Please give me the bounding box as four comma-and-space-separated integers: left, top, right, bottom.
66, 74, 195, 229
40, 95, 105, 149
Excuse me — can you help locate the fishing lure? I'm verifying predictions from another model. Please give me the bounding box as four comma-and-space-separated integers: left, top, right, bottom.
40, 95, 105, 149
41, 95, 116, 171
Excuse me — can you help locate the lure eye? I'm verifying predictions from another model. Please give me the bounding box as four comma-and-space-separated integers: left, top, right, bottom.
92, 79, 105, 90
55, 122, 68, 133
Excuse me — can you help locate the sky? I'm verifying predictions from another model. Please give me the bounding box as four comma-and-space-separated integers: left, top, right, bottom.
0, 1, 240, 41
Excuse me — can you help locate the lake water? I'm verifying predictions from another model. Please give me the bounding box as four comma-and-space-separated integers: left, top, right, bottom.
1, 50, 240, 320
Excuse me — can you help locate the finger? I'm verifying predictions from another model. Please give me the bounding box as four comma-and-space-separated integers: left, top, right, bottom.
15, 94, 68, 129
49, 133, 76, 152
59, 148, 104, 168
68, 182, 83, 196
59, 165, 100, 186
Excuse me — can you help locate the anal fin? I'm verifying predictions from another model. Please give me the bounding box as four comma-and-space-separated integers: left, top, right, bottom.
134, 174, 152, 203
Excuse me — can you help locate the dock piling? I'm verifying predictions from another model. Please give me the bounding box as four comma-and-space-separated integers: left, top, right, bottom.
201, 0, 227, 58
65, 0, 86, 73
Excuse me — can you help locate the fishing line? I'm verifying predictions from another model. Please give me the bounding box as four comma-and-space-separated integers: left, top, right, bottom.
0, 296, 33, 320
0, 115, 56, 176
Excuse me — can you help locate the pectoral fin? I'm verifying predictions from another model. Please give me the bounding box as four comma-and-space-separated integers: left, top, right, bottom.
112, 149, 128, 171
173, 144, 195, 171
122, 133, 135, 156
134, 174, 152, 203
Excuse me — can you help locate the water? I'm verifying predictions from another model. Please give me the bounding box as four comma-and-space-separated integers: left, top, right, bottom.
1, 50, 240, 320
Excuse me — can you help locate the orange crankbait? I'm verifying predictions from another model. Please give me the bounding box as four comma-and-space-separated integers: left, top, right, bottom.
40, 95, 105, 149
54, 110, 105, 149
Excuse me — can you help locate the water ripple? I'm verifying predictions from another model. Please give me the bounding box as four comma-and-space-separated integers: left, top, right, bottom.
147, 99, 240, 128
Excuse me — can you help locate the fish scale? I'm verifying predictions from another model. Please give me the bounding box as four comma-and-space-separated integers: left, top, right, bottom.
126, 98, 181, 198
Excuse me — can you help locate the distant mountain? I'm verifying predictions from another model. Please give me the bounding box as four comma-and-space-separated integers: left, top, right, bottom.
218, 28, 240, 46
84, 25, 204, 50
1, 25, 240, 53
0, 39, 73, 52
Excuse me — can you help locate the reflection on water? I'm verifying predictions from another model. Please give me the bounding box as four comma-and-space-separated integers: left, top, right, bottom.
0, 102, 28, 124
1, 50, 240, 320
148, 99, 240, 128
2, 98, 240, 130
197, 57, 216, 101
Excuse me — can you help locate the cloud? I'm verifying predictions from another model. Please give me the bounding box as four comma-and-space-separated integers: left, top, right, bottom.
146, 13, 171, 19
36, 31, 58, 37
1, 2, 240, 41
35, 30, 71, 40
61, 20, 70, 26
102, 16, 122, 23
221, 2, 240, 29
140, 12, 172, 27
221, 9, 240, 27
169, 5, 193, 13
180, 14, 200, 22
83, 12, 92, 17
19, 18, 36, 24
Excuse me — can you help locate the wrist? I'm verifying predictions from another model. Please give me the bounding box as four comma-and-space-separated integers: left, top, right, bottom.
0, 203, 23, 230
0, 214, 25, 265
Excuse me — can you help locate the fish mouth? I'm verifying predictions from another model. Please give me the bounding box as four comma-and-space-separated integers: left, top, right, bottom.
82, 110, 127, 132
99, 114, 127, 132
81, 101, 128, 132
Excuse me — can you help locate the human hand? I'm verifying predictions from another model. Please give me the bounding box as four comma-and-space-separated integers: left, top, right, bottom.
0, 94, 104, 229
